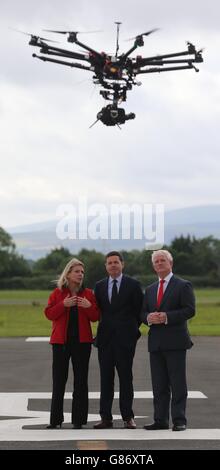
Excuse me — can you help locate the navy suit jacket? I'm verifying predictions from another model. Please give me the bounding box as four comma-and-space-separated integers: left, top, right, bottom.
94, 274, 143, 349
141, 275, 195, 352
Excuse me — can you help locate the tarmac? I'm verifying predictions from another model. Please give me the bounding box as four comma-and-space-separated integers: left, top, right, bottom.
0, 336, 220, 450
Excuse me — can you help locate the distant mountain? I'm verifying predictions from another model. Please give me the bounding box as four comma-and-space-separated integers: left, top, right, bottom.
9, 220, 57, 234
165, 205, 220, 225
7, 205, 220, 260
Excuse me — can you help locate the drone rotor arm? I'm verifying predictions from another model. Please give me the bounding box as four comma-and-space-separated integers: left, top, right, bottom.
118, 32, 160, 65
39, 49, 88, 61
136, 51, 190, 67
38, 43, 90, 61
137, 64, 195, 75
118, 44, 140, 66
137, 47, 203, 67
32, 54, 93, 71
136, 58, 202, 70
71, 37, 103, 59
158, 58, 202, 65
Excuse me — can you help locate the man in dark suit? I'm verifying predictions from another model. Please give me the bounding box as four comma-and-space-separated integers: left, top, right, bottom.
93, 251, 143, 429
141, 249, 195, 431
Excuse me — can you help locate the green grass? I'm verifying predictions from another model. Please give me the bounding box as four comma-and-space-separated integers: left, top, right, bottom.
0, 288, 219, 337
194, 289, 220, 304
0, 305, 50, 336
0, 290, 50, 301
188, 305, 220, 335
190, 289, 220, 336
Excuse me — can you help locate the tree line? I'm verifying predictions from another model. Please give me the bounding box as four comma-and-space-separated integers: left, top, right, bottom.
0, 226, 220, 289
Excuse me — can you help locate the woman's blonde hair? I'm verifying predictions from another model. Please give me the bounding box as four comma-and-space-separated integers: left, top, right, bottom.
57, 258, 84, 290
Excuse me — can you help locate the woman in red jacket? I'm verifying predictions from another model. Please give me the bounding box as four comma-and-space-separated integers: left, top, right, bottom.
45, 258, 100, 429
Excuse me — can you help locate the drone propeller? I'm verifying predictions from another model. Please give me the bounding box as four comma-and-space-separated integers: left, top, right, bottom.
43, 29, 102, 35
125, 28, 159, 41
10, 28, 58, 42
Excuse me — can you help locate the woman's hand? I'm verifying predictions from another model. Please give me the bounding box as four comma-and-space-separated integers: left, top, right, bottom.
63, 294, 78, 307
77, 297, 91, 309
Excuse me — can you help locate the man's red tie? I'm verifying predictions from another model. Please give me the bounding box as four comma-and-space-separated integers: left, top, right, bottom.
157, 279, 165, 309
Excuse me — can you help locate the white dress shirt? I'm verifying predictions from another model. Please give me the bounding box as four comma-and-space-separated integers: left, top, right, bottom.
157, 271, 173, 296
108, 273, 123, 302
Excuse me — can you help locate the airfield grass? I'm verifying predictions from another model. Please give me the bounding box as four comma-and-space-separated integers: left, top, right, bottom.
0, 289, 219, 337
0, 290, 51, 301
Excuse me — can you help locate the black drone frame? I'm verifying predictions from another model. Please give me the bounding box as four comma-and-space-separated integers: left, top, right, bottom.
25, 24, 203, 127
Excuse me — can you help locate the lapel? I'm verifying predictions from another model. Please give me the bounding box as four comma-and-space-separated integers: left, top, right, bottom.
159, 275, 176, 309
117, 274, 126, 298
151, 282, 159, 310
102, 278, 110, 305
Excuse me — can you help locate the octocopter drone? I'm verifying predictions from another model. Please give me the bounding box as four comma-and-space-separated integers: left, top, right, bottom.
20, 23, 204, 127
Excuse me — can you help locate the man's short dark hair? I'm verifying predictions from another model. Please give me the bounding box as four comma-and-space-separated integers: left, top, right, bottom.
105, 251, 124, 262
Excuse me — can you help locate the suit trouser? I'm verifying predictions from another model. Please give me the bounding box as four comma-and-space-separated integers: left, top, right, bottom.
50, 342, 91, 425
150, 349, 187, 426
98, 340, 136, 421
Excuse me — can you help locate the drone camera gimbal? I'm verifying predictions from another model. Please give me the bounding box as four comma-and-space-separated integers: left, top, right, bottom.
97, 104, 135, 127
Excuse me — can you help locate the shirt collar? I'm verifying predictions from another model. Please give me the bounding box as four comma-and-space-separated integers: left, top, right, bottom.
159, 272, 173, 283
109, 273, 123, 284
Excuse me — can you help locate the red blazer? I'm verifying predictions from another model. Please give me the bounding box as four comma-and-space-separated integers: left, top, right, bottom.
45, 287, 100, 344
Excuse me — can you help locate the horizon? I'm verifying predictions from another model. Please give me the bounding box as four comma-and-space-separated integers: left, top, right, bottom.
5, 203, 220, 260
5, 203, 220, 233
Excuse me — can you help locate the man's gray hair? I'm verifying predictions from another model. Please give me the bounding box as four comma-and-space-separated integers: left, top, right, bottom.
152, 249, 173, 264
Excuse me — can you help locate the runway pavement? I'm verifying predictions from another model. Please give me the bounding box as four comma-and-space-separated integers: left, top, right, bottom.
0, 336, 220, 450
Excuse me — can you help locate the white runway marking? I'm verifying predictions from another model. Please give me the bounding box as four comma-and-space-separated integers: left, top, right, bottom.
0, 391, 207, 401
26, 337, 50, 342
0, 391, 213, 442
0, 421, 220, 442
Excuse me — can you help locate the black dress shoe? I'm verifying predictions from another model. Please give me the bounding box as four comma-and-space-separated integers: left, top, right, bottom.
46, 424, 62, 429
93, 419, 113, 429
73, 424, 82, 429
143, 422, 169, 430
172, 424, 186, 431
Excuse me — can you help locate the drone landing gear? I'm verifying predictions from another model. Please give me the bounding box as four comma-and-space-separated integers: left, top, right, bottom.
90, 104, 135, 128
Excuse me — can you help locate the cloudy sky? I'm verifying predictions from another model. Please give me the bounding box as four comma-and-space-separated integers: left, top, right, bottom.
1, 0, 220, 229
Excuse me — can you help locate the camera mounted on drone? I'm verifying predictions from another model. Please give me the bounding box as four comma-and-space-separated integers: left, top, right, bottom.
95, 104, 135, 127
